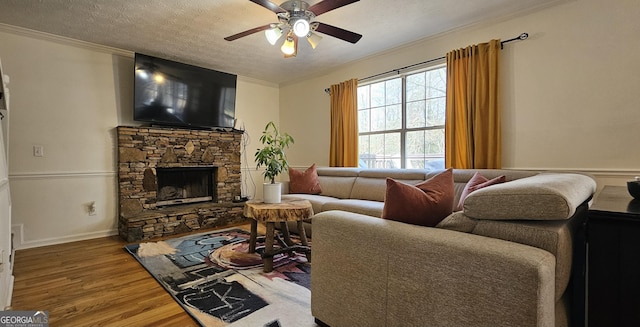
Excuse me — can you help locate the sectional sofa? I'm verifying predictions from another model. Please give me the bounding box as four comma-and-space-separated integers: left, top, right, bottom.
281, 167, 596, 327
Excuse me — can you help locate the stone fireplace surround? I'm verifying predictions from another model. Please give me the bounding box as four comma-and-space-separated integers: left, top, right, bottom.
117, 126, 247, 242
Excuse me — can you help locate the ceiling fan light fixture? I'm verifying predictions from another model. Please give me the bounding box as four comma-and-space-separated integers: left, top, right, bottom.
306, 31, 322, 49
292, 18, 310, 37
265, 25, 284, 45
281, 35, 296, 55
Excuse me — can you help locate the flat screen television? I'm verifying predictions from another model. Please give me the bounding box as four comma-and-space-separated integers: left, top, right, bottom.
133, 53, 237, 129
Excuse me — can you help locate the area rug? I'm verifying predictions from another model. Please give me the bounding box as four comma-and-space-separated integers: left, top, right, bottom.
124, 228, 315, 327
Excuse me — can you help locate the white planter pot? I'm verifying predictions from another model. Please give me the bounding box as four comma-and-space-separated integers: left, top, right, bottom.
263, 183, 282, 204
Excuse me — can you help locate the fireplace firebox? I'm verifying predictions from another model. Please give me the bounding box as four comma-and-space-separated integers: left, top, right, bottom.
156, 166, 217, 206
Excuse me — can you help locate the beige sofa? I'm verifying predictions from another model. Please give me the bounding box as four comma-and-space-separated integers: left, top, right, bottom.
282, 167, 595, 327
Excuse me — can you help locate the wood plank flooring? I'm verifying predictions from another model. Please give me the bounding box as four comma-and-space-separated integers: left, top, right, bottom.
10, 224, 256, 326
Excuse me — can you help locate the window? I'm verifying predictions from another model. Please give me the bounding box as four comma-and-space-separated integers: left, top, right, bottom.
358, 65, 446, 169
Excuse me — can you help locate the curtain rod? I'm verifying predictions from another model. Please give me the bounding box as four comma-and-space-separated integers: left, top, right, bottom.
324, 32, 529, 94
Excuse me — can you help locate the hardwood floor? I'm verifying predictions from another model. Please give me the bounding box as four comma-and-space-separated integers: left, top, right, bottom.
10, 224, 254, 326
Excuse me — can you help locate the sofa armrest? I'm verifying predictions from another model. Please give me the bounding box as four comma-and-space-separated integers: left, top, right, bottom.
311, 210, 556, 327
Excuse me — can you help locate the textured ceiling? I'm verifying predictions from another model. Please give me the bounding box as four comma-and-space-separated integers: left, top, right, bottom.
0, 0, 563, 84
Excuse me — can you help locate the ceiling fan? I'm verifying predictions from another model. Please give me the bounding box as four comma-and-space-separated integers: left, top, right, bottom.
224, 0, 362, 58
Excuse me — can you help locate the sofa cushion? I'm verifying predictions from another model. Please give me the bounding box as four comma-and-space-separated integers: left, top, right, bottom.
456, 172, 506, 211
452, 169, 538, 205
288, 163, 322, 194
382, 169, 454, 227
436, 211, 478, 233
350, 169, 429, 201
281, 194, 339, 215
463, 173, 596, 220
321, 199, 384, 218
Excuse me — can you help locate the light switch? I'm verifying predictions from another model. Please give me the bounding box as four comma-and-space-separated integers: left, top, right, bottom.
33, 145, 44, 157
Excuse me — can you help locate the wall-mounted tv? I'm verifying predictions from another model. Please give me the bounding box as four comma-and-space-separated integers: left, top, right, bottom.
133, 53, 237, 129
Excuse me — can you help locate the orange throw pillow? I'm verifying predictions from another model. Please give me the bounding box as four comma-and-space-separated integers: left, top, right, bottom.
456, 172, 506, 211
288, 164, 322, 194
382, 168, 454, 227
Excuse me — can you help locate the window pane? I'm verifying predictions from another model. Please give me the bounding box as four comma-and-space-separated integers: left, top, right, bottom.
427, 67, 447, 98
370, 82, 385, 107
358, 108, 370, 132
406, 100, 425, 128
370, 134, 385, 156
406, 73, 425, 102
358, 135, 371, 168
405, 129, 445, 169
370, 107, 385, 131
359, 134, 370, 154
426, 97, 446, 126
357, 86, 370, 109
425, 129, 445, 155
385, 78, 402, 105
386, 104, 402, 130
406, 130, 425, 169
385, 132, 401, 168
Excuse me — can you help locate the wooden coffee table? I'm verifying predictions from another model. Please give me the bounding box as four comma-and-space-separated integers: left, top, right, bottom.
243, 198, 313, 272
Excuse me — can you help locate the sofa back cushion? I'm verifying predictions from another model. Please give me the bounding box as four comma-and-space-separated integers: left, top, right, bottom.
316, 167, 360, 199
351, 169, 429, 201
463, 173, 596, 220
452, 169, 538, 205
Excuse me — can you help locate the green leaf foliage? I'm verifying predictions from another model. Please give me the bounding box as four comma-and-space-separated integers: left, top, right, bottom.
254, 121, 294, 184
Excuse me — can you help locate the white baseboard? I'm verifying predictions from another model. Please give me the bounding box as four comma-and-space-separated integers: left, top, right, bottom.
11, 224, 118, 250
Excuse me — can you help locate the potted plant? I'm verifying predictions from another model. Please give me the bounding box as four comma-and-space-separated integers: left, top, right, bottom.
254, 121, 294, 203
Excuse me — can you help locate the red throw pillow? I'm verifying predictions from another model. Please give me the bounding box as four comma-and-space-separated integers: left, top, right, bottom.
382, 168, 454, 227
456, 172, 506, 211
288, 164, 322, 194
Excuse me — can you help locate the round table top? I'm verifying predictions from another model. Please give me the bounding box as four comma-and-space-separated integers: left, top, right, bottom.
243, 198, 314, 222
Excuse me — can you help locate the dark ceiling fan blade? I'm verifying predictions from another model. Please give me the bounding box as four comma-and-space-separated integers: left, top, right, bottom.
249, 0, 287, 14
224, 24, 272, 41
309, 0, 359, 16
315, 22, 362, 44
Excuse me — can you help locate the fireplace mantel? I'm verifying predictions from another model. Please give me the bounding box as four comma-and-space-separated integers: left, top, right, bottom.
117, 126, 246, 241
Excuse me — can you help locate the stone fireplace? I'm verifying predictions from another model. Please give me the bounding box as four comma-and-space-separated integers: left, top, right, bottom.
117, 126, 247, 242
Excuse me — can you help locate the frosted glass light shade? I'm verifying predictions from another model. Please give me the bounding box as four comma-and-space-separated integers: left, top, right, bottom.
281, 37, 296, 55
265, 27, 283, 45
292, 19, 310, 37
306, 32, 322, 49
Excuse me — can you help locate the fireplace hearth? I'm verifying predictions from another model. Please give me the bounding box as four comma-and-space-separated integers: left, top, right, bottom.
117, 126, 247, 242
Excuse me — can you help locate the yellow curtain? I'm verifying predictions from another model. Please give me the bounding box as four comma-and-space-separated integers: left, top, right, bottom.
445, 39, 501, 169
329, 78, 359, 167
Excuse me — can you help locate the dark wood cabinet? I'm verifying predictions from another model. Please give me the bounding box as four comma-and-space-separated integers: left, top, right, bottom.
588, 185, 640, 327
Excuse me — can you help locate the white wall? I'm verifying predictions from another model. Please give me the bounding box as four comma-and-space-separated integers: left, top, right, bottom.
0, 29, 122, 249
0, 27, 279, 249
279, 0, 640, 189
235, 77, 280, 201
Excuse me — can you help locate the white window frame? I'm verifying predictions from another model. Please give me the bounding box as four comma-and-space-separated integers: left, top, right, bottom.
357, 64, 446, 169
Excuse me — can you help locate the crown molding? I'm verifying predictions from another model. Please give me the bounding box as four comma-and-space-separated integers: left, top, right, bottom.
0, 23, 132, 57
